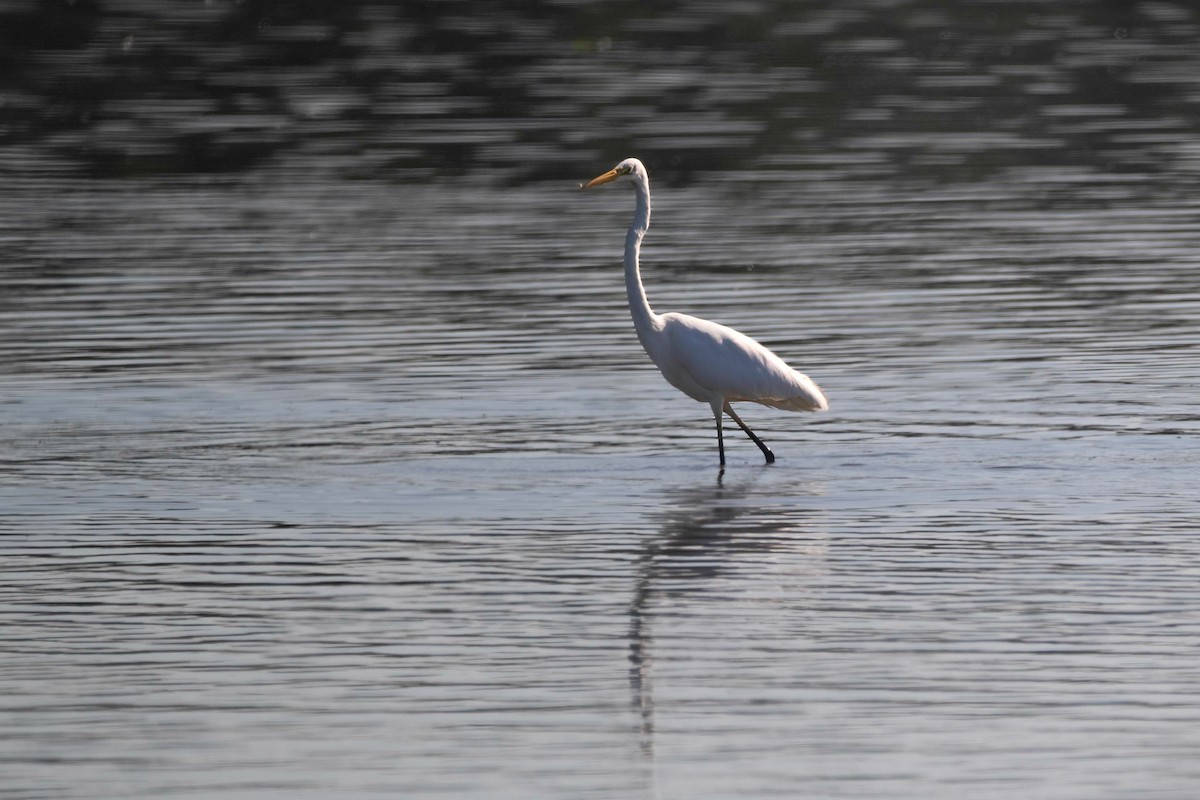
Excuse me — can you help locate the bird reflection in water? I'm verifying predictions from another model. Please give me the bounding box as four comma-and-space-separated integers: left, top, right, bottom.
628, 470, 828, 781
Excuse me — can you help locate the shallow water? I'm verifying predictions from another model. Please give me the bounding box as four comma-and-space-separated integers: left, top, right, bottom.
6, 2, 1200, 798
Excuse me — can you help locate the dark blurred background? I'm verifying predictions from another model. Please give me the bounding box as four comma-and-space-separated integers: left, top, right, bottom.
3, 0, 1200, 184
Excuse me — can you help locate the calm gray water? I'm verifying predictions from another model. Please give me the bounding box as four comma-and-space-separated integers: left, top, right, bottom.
5, 3, 1200, 799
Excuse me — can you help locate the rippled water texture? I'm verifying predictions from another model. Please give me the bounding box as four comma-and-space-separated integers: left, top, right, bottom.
5, 2, 1200, 798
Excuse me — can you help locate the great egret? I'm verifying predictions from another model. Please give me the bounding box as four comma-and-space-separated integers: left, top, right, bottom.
581, 157, 828, 466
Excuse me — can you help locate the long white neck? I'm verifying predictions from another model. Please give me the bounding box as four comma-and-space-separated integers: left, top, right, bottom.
625, 176, 660, 343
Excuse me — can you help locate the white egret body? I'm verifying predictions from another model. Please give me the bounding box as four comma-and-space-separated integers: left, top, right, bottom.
582, 157, 828, 466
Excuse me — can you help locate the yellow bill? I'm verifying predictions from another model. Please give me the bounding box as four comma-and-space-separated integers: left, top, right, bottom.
580, 167, 622, 190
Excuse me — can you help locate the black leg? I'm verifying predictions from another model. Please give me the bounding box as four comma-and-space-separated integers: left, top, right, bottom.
714, 409, 726, 466
724, 403, 775, 464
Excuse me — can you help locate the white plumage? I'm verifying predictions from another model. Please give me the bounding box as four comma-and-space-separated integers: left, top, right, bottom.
582, 157, 828, 466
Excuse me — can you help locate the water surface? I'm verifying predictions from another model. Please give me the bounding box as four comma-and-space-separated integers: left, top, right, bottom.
5, 2, 1200, 798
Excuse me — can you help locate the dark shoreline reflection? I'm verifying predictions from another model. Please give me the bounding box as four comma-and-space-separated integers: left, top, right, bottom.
4, 2, 1200, 183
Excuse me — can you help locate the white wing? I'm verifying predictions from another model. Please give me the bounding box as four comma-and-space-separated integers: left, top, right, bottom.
657, 312, 828, 412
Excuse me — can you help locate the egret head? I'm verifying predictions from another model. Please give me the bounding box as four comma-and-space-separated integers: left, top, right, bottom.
580, 157, 647, 190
